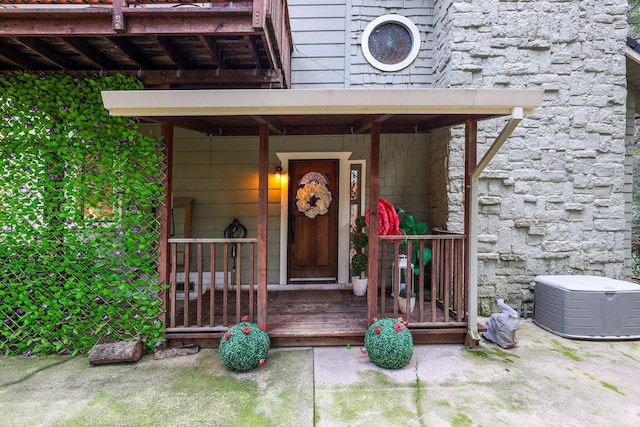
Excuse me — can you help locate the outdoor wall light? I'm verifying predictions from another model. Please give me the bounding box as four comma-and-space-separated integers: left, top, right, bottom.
274, 165, 283, 179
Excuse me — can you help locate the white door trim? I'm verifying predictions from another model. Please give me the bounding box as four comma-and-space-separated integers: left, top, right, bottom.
276, 152, 353, 285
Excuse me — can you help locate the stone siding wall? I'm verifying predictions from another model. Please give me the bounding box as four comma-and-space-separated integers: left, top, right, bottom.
446, 0, 630, 315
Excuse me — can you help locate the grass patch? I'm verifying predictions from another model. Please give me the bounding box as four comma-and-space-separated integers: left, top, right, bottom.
451, 412, 473, 427
551, 339, 581, 361
467, 347, 519, 363
600, 381, 624, 396
324, 370, 420, 425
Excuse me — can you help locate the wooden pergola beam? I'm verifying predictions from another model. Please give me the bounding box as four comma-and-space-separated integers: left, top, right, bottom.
61, 37, 120, 69
156, 36, 194, 69
0, 10, 255, 36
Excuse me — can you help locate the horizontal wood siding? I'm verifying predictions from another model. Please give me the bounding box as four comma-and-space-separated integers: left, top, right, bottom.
144, 124, 432, 285
168, 128, 358, 284
289, 0, 348, 88
378, 133, 431, 224
290, 0, 435, 89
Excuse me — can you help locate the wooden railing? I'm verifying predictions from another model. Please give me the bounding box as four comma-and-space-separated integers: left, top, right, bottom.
166, 238, 257, 332
378, 232, 467, 326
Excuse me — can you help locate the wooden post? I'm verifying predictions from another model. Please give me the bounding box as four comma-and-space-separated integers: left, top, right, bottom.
112, 0, 126, 33
257, 122, 269, 324
367, 122, 381, 323
158, 122, 173, 332
464, 120, 477, 345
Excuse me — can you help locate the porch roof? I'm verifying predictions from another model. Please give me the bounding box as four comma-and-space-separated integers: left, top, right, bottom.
101, 88, 544, 136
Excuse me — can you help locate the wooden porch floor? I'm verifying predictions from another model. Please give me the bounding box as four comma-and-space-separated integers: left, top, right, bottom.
167, 289, 469, 347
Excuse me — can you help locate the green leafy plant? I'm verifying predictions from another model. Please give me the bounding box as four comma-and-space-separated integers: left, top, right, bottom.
351, 216, 368, 278
0, 72, 165, 356
398, 288, 416, 298
396, 207, 432, 275
219, 316, 270, 372
362, 317, 413, 369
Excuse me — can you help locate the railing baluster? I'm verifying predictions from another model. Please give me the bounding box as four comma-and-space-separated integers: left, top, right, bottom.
405, 239, 413, 322
443, 239, 451, 322
170, 242, 178, 328
455, 238, 464, 321
418, 240, 425, 323
235, 242, 243, 323
223, 242, 229, 327
249, 241, 255, 323
380, 240, 387, 316
183, 243, 190, 327
196, 242, 203, 327
431, 239, 439, 322
210, 242, 216, 327
392, 243, 400, 315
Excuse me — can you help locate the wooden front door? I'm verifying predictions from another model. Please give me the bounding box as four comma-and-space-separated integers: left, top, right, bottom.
288, 159, 339, 282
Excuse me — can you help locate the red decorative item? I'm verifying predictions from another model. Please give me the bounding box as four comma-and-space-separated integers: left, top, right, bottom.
259, 323, 267, 331
243, 326, 251, 334
394, 323, 403, 332
242, 315, 249, 321
259, 359, 266, 366
374, 326, 381, 334
372, 317, 378, 322
360, 347, 367, 355
365, 198, 400, 237
224, 332, 231, 339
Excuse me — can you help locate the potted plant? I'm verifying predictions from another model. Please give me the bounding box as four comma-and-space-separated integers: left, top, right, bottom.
396, 207, 432, 300
398, 288, 416, 314
351, 215, 369, 296
218, 315, 270, 372
362, 317, 414, 369
396, 207, 431, 275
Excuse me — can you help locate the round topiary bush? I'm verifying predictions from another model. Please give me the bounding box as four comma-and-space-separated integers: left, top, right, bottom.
219, 317, 270, 372
363, 317, 413, 369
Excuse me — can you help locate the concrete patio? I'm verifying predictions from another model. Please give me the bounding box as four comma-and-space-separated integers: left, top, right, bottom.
0, 319, 638, 426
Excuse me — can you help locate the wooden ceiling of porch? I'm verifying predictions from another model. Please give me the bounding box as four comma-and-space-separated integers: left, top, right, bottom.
148, 112, 502, 136
0, 0, 292, 89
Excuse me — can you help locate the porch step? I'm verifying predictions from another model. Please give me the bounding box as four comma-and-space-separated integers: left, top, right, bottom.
165, 325, 471, 348
166, 289, 476, 348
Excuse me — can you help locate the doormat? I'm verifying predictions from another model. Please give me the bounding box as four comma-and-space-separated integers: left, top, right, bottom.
276, 290, 343, 303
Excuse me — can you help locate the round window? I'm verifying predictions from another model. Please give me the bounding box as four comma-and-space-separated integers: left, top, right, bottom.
361, 15, 421, 72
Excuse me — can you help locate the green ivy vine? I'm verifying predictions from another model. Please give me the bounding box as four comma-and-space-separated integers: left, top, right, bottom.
0, 72, 166, 356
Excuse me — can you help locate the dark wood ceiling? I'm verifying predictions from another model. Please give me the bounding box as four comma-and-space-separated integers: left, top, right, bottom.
147, 112, 502, 136
0, 0, 292, 89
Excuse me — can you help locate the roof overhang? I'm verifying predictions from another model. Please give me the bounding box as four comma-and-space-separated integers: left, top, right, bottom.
627, 45, 640, 114
103, 88, 543, 118
101, 88, 544, 136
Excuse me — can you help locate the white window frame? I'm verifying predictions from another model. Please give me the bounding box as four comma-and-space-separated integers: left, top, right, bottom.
361, 14, 421, 72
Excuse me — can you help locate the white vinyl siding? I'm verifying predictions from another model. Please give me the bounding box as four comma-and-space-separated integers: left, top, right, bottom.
289, 0, 435, 89
289, 0, 349, 88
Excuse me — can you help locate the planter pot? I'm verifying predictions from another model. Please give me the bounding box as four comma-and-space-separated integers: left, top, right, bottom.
398, 296, 415, 314
352, 277, 368, 296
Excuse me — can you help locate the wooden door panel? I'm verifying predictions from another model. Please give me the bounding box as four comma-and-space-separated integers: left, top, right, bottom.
288, 159, 338, 281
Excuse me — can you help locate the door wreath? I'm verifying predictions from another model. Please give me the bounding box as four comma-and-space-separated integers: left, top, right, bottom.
296, 181, 332, 218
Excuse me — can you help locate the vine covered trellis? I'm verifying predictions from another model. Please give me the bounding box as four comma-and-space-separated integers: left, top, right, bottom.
0, 73, 166, 356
